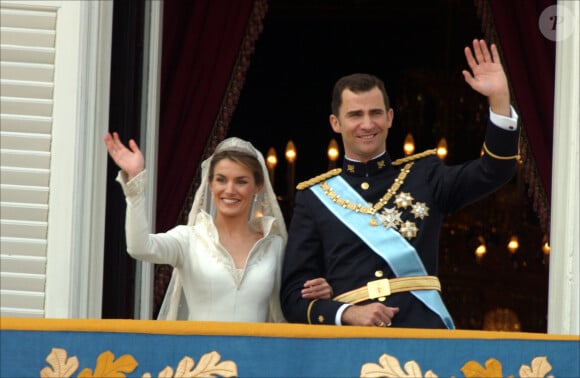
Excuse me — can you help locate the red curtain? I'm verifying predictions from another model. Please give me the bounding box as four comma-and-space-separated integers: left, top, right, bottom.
154, 0, 268, 313
157, 0, 268, 233
476, 0, 556, 234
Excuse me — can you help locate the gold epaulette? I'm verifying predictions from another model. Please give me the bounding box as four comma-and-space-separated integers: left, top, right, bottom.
296, 168, 342, 190
392, 149, 437, 166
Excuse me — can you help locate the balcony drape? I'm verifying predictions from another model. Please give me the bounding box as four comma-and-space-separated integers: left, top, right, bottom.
157, 0, 267, 233
475, 0, 556, 234
154, 0, 268, 313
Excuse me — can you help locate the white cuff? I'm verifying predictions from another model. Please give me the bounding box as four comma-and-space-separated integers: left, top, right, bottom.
489, 105, 518, 131
116, 169, 147, 198
335, 303, 351, 325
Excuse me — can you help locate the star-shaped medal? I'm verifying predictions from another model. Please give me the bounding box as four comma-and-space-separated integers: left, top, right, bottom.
411, 202, 430, 219
378, 207, 402, 229
399, 220, 419, 239
394, 192, 414, 209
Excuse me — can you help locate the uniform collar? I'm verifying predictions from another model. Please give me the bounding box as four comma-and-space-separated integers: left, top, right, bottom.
343, 152, 392, 177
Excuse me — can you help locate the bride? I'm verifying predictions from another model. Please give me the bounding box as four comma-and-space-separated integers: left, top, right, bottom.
104, 134, 332, 321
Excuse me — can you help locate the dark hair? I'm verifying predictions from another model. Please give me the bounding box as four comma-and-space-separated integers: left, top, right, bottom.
331, 73, 390, 116
209, 150, 264, 187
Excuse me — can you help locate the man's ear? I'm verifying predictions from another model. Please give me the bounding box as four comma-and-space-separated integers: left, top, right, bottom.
386, 108, 394, 129
329, 114, 340, 133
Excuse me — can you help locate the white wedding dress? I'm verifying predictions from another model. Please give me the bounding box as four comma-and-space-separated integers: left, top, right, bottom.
116, 137, 287, 322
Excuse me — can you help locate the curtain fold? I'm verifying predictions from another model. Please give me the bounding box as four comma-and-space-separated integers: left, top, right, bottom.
157, 0, 267, 233
154, 0, 268, 314
475, 0, 555, 234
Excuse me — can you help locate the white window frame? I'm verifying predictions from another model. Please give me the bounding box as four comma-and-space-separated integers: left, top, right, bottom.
1, 0, 114, 318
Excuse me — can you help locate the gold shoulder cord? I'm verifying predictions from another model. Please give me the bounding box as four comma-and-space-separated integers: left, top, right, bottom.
392, 148, 437, 166
298, 149, 435, 190
483, 142, 521, 160
296, 168, 342, 190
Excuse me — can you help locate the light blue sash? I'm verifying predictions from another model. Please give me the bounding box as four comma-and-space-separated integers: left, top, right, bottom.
311, 175, 455, 329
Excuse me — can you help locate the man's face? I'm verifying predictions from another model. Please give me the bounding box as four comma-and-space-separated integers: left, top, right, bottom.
329, 87, 393, 162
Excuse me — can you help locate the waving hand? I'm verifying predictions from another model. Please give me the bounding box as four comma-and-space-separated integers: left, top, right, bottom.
462, 39, 510, 116
104, 132, 144, 180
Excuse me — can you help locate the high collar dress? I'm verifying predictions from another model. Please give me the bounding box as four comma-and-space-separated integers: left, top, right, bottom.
118, 170, 286, 322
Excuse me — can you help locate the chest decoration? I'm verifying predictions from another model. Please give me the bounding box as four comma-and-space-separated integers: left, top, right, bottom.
319, 161, 430, 240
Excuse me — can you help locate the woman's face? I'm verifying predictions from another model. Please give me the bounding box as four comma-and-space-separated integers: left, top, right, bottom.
210, 158, 262, 220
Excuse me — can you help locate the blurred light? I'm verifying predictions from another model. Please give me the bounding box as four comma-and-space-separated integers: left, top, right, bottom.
475, 243, 487, 256
285, 140, 297, 163
327, 138, 339, 162
266, 147, 277, 169
507, 235, 519, 254
475, 236, 487, 260
437, 138, 448, 160
403, 133, 415, 156
542, 234, 550, 255
542, 241, 551, 255
483, 307, 521, 332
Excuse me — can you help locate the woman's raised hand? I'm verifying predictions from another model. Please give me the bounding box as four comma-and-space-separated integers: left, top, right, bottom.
104, 132, 145, 180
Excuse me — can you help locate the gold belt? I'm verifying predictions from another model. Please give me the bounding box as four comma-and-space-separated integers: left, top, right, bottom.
333, 276, 441, 304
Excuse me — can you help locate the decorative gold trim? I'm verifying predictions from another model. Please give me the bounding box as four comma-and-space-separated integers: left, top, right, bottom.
297, 149, 435, 191
392, 149, 437, 166
483, 142, 520, 161
334, 276, 441, 304
35, 347, 560, 378
296, 168, 342, 190
3, 317, 578, 340
360, 354, 555, 378
319, 163, 414, 223
40, 348, 237, 378
306, 299, 318, 325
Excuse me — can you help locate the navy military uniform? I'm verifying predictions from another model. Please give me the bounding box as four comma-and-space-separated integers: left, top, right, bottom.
280, 119, 520, 328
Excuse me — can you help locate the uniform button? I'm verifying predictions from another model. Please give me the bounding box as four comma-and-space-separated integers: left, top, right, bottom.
318, 315, 325, 323
361, 182, 370, 190
375, 270, 384, 278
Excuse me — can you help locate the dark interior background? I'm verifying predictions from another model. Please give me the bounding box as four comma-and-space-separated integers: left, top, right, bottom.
228, 0, 548, 332
229, 0, 484, 192
103, 0, 548, 331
